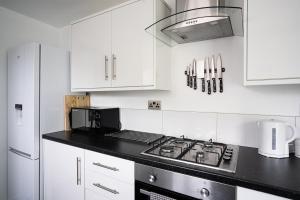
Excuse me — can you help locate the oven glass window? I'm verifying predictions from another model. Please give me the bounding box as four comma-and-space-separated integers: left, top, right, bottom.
136, 181, 200, 200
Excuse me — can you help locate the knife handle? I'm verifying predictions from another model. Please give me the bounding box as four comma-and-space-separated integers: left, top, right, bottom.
219, 78, 223, 93
189, 76, 193, 88
212, 78, 216, 93
187, 75, 190, 87
193, 76, 197, 90
201, 79, 205, 92
207, 81, 211, 95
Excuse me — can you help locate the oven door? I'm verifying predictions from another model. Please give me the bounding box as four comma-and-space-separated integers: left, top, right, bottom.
135, 181, 199, 200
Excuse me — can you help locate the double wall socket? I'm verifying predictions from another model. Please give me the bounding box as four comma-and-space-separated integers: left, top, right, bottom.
148, 100, 161, 110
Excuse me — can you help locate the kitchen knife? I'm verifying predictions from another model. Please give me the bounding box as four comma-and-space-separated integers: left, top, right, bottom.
210, 56, 217, 93
185, 66, 189, 87
189, 64, 193, 88
204, 57, 211, 95
196, 59, 205, 92
216, 54, 224, 93
193, 59, 197, 90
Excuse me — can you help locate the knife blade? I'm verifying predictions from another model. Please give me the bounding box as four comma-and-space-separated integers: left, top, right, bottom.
196, 59, 205, 92
210, 56, 217, 93
204, 57, 211, 95
216, 54, 224, 93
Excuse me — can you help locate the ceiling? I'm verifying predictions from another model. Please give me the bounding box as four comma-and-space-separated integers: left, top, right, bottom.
0, 0, 129, 27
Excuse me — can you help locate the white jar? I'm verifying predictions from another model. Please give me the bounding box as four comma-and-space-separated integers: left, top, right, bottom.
295, 139, 300, 158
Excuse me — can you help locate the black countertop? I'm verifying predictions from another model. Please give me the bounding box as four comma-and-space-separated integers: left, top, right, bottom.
43, 131, 300, 199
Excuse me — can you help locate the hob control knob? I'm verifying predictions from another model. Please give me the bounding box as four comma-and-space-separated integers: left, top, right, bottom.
200, 188, 210, 197
149, 175, 156, 183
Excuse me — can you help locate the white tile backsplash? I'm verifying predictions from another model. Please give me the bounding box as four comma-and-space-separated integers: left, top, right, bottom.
162, 111, 217, 140
217, 114, 296, 148
119, 108, 297, 148
296, 117, 300, 138
120, 108, 162, 134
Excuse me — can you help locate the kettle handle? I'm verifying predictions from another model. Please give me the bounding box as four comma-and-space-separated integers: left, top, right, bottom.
286, 123, 296, 143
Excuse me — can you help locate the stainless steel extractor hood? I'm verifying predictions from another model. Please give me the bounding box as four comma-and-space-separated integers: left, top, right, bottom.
146, 0, 244, 45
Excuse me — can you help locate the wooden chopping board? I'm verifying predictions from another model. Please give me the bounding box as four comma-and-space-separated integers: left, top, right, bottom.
64, 95, 90, 130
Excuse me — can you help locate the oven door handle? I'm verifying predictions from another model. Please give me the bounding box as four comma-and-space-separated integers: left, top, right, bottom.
140, 189, 152, 196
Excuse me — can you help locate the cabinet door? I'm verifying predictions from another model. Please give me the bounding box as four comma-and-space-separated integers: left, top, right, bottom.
43, 140, 84, 200
86, 189, 111, 200
246, 0, 300, 83
237, 187, 290, 200
71, 12, 111, 90
111, 0, 154, 87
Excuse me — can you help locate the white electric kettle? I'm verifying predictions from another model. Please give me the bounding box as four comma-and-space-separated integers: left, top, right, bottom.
257, 119, 296, 158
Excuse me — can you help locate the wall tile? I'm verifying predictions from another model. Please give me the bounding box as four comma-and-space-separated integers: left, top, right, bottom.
296, 117, 300, 138
217, 114, 296, 148
162, 111, 217, 140
120, 109, 162, 134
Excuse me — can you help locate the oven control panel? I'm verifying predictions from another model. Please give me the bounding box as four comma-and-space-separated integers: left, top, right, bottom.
135, 163, 236, 200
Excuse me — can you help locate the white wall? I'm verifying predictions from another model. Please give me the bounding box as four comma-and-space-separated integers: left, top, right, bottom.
0, 7, 63, 200
91, 37, 300, 117
91, 36, 300, 147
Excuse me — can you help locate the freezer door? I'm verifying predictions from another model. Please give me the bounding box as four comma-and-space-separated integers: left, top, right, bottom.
8, 150, 39, 200
7, 43, 40, 159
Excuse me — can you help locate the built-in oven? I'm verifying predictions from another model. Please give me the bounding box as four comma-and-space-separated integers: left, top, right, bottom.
135, 163, 236, 200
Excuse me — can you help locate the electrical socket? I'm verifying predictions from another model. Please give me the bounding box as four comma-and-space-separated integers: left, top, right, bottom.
148, 100, 161, 110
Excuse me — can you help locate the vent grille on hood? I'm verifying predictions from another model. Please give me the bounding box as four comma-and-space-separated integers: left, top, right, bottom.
146, 0, 244, 46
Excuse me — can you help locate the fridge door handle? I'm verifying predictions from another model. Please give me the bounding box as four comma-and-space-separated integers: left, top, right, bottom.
9, 147, 31, 159
77, 157, 82, 185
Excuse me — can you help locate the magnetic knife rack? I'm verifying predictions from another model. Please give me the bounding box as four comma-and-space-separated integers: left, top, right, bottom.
185, 54, 225, 94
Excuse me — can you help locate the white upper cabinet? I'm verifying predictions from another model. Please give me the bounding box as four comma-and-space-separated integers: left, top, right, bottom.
244, 0, 300, 85
111, 0, 154, 87
71, 12, 112, 89
71, 0, 171, 91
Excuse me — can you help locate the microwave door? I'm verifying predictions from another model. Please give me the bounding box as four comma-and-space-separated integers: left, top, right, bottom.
71, 109, 86, 129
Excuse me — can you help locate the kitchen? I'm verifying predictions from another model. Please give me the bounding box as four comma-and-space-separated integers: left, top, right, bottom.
0, 0, 300, 200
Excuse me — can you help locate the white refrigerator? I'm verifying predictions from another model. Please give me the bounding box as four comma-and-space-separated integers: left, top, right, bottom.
7, 43, 69, 200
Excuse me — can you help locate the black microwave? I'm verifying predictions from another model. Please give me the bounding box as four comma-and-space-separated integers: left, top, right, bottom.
69, 107, 121, 132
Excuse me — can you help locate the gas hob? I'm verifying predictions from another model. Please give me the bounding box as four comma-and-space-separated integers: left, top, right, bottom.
141, 137, 239, 173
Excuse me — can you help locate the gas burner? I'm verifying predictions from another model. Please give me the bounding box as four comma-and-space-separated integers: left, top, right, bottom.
142, 136, 239, 173
195, 151, 205, 162
172, 139, 186, 144
203, 139, 214, 148
159, 145, 175, 154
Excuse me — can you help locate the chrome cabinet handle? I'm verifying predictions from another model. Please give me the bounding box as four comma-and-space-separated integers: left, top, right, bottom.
105, 56, 109, 80
77, 157, 81, 185
92, 162, 119, 171
93, 183, 119, 194
112, 54, 117, 80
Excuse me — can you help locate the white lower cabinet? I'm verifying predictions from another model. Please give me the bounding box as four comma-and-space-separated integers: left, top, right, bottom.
44, 140, 292, 200
85, 171, 134, 200
43, 140, 84, 200
43, 140, 134, 200
84, 150, 135, 200
237, 187, 291, 200
85, 189, 111, 200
